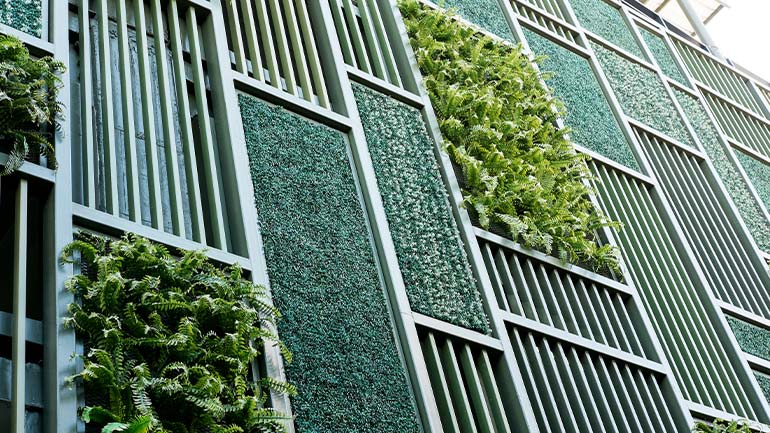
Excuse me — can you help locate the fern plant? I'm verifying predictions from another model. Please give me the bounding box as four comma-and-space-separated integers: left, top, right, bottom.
63, 233, 295, 433
693, 419, 756, 432
0, 34, 64, 175
399, 0, 622, 272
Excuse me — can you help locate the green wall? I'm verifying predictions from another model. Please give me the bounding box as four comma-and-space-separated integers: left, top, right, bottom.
354, 84, 490, 333
240, 95, 421, 433
0, 0, 42, 37
524, 28, 639, 170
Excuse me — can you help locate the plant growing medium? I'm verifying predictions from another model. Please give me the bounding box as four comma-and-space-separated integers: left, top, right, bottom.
240, 95, 421, 433
673, 88, 770, 252
400, 0, 622, 272
523, 27, 639, 170
63, 233, 294, 433
0, 34, 63, 175
592, 41, 695, 148
354, 83, 489, 333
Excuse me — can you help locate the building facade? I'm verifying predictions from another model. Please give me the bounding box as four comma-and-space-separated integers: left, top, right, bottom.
3, 0, 770, 432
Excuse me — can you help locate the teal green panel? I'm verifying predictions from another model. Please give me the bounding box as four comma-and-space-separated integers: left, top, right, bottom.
593, 42, 695, 147
524, 28, 639, 170
569, 0, 643, 59
736, 150, 770, 215
727, 316, 770, 362
0, 0, 42, 37
354, 83, 490, 333
639, 27, 688, 86
239, 95, 421, 433
755, 371, 770, 403
674, 88, 770, 252
437, 0, 514, 41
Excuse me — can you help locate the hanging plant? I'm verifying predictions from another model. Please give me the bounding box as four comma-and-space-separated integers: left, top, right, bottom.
62, 233, 295, 433
693, 419, 757, 432
0, 34, 64, 175
399, 0, 622, 272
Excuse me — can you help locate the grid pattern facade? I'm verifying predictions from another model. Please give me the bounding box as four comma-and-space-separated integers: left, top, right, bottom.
3, 0, 770, 432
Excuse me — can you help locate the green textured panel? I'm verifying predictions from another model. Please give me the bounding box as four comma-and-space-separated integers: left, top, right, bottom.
727, 316, 770, 362
569, 0, 643, 59
736, 150, 770, 214
0, 0, 42, 37
639, 27, 688, 86
593, 42, 695, 147
354, 84, 490, 333
239, 95, 421, 433
674, 88, 770, 252
524, 28, 639, 170
438, 0, 514, 40
755, 371, 770, 402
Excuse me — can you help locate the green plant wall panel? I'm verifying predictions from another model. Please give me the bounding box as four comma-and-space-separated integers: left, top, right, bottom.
568, 0, 644, 59
524, 28, 639, 170
239, 95, 421, 433
674, 88, 770, 252
727, 316, 770, 362
639, 27, 688, 86
756, 371, 770, 402
354, 84, 490, 333
736, 150, 770, 216
593, 42, 695, 147
0, 0, 42, 37
436, 0, 513, 40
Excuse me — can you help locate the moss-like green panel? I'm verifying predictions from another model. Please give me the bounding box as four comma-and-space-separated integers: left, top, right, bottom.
524, 28, 639, 170
639, 27, 688, 86
354, 84, 490, 333
569, 0, 643, 59
736, 150, 770, 214
0, 0, 42, 37
438, 0, 513, 41
239, 95, 420, 433
674, 89, 770, 252
727, 316, 770, 362
755, 371, 770, 402
593, 42, 694, 147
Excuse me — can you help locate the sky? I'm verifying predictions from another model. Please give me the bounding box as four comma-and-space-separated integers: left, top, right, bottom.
706, 0, 770, 82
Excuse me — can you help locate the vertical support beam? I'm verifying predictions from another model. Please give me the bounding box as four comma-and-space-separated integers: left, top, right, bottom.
308, 0, 446, 430
202, 3, 294, 427
11, 179, 28, 433
46, 0, 77, 431
675, 0, 722, 59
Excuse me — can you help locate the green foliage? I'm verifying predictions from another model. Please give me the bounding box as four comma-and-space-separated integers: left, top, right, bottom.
569, 0, 644, 59
523, 28, 639, 170
0, 0, 42, 37
0, 34, 63, 174
239, 95, 421, 433
638, 27, 688, 85
400, 0, 622, 272
63, 233, 294, 433
693, 419, 755, 432
592, 41, 695, 147
433, 0, 513, 41
354, 83, 490, 333
674, 88, 770, 252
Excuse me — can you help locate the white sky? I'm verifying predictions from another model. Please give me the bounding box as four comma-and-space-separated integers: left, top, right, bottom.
706, 0, 770, 82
